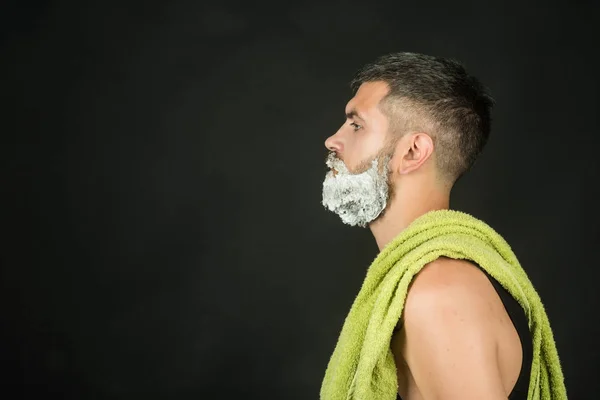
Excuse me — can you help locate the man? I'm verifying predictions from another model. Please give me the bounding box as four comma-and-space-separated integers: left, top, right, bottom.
320, 53, 566, 400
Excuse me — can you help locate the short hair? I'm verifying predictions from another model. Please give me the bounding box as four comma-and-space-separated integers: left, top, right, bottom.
350, 52, 495, 185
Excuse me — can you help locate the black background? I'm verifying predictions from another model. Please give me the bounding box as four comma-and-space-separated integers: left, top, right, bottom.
2, 0, 599, 398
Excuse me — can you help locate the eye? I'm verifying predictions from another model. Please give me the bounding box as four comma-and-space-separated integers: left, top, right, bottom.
350, 122, 362, 131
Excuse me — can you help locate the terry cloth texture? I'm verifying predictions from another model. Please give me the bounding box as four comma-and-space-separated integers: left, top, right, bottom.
320, 209, 567, 400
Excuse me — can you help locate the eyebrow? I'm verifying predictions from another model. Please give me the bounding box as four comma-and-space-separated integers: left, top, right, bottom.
345, 108, 367, 121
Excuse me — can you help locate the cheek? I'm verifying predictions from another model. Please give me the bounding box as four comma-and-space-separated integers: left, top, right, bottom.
360, 132, 387, 159
339, 134, 361, 164
345, 137, 384, 171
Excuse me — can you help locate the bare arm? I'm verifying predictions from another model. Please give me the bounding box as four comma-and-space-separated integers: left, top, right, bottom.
399, 258, 508, 400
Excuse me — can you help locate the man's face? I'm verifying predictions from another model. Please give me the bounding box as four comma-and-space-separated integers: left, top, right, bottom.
325, 81, 392, 173
322, 81, 397, 227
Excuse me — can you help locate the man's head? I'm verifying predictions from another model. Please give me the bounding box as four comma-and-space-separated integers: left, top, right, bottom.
322, 52, 494, 227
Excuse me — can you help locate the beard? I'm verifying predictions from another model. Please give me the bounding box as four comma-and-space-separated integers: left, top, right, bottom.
321, 148, 393, 228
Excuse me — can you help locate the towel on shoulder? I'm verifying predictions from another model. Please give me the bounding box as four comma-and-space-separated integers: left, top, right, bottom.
320, 209, 567, 400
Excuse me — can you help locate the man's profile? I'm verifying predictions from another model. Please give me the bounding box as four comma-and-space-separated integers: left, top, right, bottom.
320, 53, 566, 400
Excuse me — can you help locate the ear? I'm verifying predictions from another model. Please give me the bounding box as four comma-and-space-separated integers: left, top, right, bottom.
396, 132, 434, 175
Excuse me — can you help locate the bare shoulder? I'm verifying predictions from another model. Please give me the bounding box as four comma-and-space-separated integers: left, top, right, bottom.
404, 256, 496, 316
413, 256, 489, 288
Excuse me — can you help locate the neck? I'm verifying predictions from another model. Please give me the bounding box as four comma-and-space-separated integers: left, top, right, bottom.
368, 184, 450, 251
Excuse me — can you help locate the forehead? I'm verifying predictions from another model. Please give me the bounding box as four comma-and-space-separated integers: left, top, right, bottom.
345, 81, 390, 115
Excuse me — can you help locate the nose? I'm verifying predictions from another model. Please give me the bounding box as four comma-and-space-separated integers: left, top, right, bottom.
325, 133, 343, 154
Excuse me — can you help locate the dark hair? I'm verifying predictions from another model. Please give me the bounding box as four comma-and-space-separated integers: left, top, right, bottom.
350, 52, 495, 184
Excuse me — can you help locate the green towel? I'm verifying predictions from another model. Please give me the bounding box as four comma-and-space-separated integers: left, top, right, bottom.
320, 209, 567, 400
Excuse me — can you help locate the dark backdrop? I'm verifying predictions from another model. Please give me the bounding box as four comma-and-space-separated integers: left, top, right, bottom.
2, 0, 599, 399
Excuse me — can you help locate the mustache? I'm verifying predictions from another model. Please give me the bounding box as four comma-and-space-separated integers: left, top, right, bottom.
325, 151, 348, 166
325, 151, 340, 165
325, 152, 348, 174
